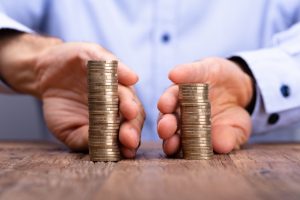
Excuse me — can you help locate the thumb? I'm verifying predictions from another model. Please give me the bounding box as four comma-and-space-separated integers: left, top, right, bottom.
169, 59, 220, 84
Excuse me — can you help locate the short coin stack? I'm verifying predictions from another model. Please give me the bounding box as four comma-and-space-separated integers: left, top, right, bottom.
179, 83, 213, 160
87, 60, 121, 162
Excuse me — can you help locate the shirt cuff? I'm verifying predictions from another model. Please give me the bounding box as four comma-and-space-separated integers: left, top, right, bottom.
0, 12, 33, 32
250, 84, 267, 134
251, 83, 300, 135
234, 48, 300, 135
237, 47, 300, 113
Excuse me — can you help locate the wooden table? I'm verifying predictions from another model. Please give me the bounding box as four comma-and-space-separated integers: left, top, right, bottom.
0, 141, 300, 200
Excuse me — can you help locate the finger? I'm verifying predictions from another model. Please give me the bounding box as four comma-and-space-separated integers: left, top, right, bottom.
119, 121, 140, 150
212, 106, 251, 153
119, 84, 145, 149
62, 42, 138, 86
157, 85, 179, 114
169, 59, 219, 84
119, 85, 138, 120
120, 145, 136, 159
157, 113, 178, 139
163, 134, 180, 156
119, 102, 144, 149
86, 44, 138, 86
119, 96, 145, 149
118, 62, 139, 86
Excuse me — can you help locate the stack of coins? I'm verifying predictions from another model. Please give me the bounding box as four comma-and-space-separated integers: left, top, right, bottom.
179, 83, 213, 160
87, 60, 121, 162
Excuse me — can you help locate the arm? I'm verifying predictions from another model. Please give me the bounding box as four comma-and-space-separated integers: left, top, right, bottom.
0, 29, 61, 96
0, 14, 145, 158
157, 22, 300, 155
0, 12, 34, 93
236, 22, 300, 134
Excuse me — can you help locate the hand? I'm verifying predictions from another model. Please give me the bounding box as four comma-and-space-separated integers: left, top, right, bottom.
0, 33, 145, 158
157, 57, 254, 156
36, 43, 145, 158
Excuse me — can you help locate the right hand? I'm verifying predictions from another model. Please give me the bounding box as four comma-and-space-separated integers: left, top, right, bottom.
0, 33, 145, 158
37, 43, 145, 158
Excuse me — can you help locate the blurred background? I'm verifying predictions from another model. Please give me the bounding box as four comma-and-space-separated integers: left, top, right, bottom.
0, 95, 55, 141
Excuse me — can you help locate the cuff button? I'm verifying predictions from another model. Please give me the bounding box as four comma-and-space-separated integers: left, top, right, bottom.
280, 84, 290, 97
268, 113, 279, 125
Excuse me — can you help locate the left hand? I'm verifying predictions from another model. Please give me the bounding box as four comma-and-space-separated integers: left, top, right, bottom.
157, 57, 254, 156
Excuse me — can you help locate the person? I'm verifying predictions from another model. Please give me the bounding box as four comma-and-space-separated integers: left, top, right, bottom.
0, 0, 300, 158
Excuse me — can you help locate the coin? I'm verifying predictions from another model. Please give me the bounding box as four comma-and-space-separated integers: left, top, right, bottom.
88, 60, 121, 162
181, 124, 211, 129
179, 83, 213, 160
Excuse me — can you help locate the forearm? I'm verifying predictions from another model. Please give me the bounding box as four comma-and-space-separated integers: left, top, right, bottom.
0, 30, 62, 97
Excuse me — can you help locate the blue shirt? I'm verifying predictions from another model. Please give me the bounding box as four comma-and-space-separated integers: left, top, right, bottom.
1, 0, 300, 140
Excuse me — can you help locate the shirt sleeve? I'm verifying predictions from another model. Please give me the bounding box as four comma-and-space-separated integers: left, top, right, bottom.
235, 22, 300, 134
0, 12, 33, 93
0, 12, 33, 32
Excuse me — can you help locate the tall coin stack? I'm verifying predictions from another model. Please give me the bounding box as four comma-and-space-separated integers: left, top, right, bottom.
179, 83, 213, 160
88, 60, 121, 162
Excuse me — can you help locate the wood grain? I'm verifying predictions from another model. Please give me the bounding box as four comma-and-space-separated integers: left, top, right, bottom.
0, 141, 300, 200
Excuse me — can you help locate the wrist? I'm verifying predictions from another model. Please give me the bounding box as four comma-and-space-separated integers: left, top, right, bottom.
229, 56, 256, 114
0, 30, 62, 97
